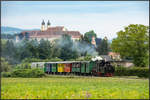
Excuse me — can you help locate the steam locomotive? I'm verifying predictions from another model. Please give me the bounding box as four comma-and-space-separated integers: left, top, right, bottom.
31, 57, 115, 77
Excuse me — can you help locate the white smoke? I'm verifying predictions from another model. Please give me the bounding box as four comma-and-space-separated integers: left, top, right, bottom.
72, 41, 98, 56
91, 56, 103, 61
55, 36, 98, 57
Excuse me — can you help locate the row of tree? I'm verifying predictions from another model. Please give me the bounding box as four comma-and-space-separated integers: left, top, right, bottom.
1, 32, 110, 65
2, 24, 148, 67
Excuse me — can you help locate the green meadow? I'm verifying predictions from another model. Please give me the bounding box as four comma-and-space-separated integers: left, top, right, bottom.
1, 76, 149, 99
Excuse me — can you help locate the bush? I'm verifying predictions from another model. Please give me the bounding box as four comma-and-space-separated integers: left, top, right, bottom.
14, 62, 31, 69
22, 58, 63, 63
11, 68, 45, 78
22, 58, 42, 63
1, 72, 11, 77
134, 67, 149, 78
47, 58, 63, 62
114, 66, 149, 78
1, 57, 12, 72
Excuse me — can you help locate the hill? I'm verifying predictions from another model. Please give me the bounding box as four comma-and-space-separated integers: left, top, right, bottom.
1, 26, 40, 34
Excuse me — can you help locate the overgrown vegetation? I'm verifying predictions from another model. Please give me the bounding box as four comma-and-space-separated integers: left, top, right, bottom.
114, 66, 149, 78
2, 69, 45, 78
1, 57, 12, 72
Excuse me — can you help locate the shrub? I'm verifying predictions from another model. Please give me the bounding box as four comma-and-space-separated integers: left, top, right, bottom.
14, 62, 31, 69
114, 66, 149, 78
11, 68, 45, 78
22, 58, 63, 63
1, 57, 12, 72
76, 57, 85, 61
48, 58, 63, 62
133, 67, 149, 78
29, 68, 45, 77
1, 72, 11, 77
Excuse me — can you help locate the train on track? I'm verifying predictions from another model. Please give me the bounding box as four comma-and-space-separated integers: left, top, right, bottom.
31, 56, 115, 77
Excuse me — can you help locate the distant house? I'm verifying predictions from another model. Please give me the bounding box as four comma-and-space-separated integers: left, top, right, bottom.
100, 55, 113, 62
108, 52, 121, 61
101, 54, 134, 67
111, 60, 134, 68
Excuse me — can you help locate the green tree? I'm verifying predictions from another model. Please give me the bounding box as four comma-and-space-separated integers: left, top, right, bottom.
97, 37, 109, 55
38, 39, 52, 59
14, 39, 40, 62
1, 34, 16, 39
19, 39, 33, 60
1, 57, 11, 72
2, 40, 18, 64
29, 39, 39, 58
84, 30, 97, 43
51, 41, 61, 58
111, 24, 149, 67
58, 34, 79, 60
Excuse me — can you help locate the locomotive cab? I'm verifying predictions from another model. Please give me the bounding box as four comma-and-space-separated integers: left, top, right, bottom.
90, 58, 115, 77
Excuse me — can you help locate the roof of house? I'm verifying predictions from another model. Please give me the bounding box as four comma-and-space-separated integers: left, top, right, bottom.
20, 26, 81, 39
100, 55, 114, 62
108, 52, 120, 56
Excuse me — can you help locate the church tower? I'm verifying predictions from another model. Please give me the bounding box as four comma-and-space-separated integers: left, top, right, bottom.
41, 20, 45, 31
47, 20, 51, 29
91, 36, 96, 47
104, 36, 108, 40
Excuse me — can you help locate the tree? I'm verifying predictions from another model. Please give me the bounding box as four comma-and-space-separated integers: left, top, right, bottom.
84, 30, 97, 43
29, 39, 39, 58
38, 39, 52, 59
57, 34, 79, 60
1, 57, 11, 72
97, 37, 109, 55
19, 39, 33, 60
1, 34, 16, 39
51, 41, 61, 58
2, 40, 18, 64
111, 24, 149, 67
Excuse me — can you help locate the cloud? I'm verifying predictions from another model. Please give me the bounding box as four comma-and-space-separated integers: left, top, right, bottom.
1, 1, 149, 40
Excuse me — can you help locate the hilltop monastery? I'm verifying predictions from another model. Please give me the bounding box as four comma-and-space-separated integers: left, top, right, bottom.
16, 20, 82, 42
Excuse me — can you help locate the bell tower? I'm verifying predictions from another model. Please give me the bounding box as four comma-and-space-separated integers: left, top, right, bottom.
47, 20, 51, 29
91, 36, 96, 47
41, 20, 45, 31
104, 36, 108, 40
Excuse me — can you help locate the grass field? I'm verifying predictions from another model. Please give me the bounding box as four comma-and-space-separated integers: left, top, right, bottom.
1, 76, 149, 99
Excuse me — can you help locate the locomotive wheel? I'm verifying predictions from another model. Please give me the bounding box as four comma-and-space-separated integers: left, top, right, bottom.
91, 70, 97, 76
104, 73, 109, 77
97, 72, 101, 76
105, 73, 113, 77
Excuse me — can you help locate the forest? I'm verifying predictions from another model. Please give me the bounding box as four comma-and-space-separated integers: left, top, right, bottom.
1, 30, 110, 65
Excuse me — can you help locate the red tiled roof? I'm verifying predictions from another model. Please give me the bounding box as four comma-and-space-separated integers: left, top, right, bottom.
108, 52, 120, 56
47, 26, 64, 31
20, 26, 81, 39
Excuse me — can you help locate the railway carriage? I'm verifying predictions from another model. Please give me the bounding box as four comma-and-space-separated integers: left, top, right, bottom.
31, 58, 115, 77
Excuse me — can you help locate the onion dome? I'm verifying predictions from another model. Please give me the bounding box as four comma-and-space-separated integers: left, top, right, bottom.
47, 20, 51, 25
104, 36, 108, 40
42, 20, 45, 25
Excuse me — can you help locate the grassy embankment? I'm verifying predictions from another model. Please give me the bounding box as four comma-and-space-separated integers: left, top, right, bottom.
1, 76, 149, 99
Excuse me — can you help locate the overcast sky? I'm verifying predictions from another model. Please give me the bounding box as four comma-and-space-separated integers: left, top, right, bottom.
1, 1, 149, 39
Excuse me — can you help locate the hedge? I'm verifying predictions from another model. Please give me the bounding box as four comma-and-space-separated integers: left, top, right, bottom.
9, 68, 45, 78
1, 72, 11, 77
114, 66, 149, 78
